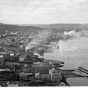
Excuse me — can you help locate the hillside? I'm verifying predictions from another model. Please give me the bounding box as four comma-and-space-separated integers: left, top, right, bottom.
34, 24, 88, 32
0, 23, 44, 33
0, 23, 88, 34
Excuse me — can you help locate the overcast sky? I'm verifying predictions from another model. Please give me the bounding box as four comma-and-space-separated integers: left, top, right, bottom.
0, 0, 88, 24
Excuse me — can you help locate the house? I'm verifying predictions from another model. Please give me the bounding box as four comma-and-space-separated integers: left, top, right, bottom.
49, 68, 62, 82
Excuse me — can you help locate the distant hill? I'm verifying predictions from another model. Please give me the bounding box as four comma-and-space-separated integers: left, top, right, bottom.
34, 23, 88, 32
0, 23, 88, 34
0, 23, 45, 33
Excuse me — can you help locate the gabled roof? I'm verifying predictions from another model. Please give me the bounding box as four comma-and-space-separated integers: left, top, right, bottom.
49, 68, 60, 73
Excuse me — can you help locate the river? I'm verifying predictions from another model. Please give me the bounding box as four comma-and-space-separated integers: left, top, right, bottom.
44, 37, 88, 86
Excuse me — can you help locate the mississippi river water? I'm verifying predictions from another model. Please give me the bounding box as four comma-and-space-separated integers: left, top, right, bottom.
44, 37, 88, 86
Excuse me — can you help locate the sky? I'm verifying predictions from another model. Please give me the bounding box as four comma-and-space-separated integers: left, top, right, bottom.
0, 0, 88, 24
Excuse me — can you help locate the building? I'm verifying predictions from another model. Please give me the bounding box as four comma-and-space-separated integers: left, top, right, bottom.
35, 69, 49, 74
19, 57, 25, 61
10, 53, 14, 56
35, 72, 40, 80
40, 74, 51, 81
19, 72, 35, 81
49, 68, 62, 82
22, 68, 34, 73
52, 73, 62, 82
0, 48, 6, 54
0, 55, 4, 65
35, 70, 51, 81
3, 53, 10, 62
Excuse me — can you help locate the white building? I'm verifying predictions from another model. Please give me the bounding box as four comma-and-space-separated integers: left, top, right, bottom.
35, 72, 40, 80
49, 68, 62, 82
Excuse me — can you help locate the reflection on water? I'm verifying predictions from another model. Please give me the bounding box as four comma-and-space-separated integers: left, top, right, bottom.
67, 78, 88, 86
